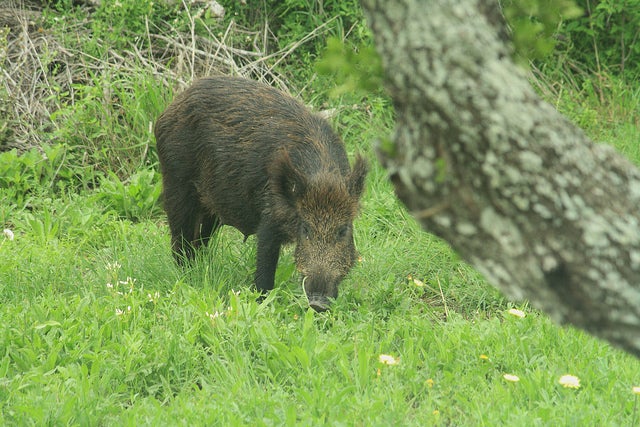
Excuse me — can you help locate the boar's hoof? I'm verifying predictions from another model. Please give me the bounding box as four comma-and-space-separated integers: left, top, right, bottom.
307, 294, 331, 312
256, 292, 267, 304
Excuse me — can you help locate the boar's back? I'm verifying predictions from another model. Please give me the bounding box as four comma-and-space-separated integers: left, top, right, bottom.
155, 77, 351, 237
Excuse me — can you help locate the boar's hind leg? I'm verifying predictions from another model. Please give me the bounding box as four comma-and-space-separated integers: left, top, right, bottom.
254, 222, 284, 294
164, 183, 202, 265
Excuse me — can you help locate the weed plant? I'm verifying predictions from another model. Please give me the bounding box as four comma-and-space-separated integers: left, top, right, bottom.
1, 0, 640, 425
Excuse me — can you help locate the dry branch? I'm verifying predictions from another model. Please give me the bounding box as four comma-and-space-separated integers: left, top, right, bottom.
0, 2, 331, 153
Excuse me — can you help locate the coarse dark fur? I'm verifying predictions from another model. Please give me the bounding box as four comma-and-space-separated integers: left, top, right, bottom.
155, 76, 368, 310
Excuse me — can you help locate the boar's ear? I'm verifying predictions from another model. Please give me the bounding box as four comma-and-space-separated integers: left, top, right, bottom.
271, 150, 307, 204
348, 154, 368, 199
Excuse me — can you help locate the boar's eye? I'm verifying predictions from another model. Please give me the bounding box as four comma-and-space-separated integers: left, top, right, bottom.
336, 224, 350, 240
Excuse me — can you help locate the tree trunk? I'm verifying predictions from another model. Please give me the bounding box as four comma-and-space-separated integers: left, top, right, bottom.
361, 0, 640, 357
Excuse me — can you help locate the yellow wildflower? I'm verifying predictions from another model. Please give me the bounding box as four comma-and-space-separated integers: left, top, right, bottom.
408, 275, 425, 287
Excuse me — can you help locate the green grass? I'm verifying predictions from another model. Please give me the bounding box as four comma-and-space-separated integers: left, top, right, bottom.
3, 104, 640, 424
2, 199, 640, 425
2, 1, 640, 425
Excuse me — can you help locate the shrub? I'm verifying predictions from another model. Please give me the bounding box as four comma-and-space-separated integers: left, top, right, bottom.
0, 144, 89, 205
96, 169, 163, 222
556, 0, 640, 79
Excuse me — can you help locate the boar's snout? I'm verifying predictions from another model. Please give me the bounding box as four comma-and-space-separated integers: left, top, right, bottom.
302, 273, 340, 312
307, 294, 331, 312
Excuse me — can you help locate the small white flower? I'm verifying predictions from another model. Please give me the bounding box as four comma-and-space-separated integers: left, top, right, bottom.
106, 261, 121, 271
115, 308, 124, 316
507, 308, 526, 318
206, 311, 222, 321
632, 386, 640, 395
558, 374, 580, 389
503, 373, 520, 382
3, 229, 14, 241
378, 354, 400, 365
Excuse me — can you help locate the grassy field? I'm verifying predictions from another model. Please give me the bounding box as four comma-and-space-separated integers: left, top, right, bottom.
2, 1, 640, 425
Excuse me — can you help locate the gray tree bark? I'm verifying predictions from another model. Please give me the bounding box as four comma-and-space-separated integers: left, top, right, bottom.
361, 0, 640, 357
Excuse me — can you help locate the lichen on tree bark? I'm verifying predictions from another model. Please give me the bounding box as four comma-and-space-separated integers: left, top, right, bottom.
361, 0, 640, 357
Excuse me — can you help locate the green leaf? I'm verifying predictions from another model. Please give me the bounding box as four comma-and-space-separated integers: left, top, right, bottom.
34, 320, 62, 330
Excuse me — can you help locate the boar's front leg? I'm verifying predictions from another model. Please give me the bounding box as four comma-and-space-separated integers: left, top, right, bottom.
193, 209, 220, 249
254, 222, 284, 294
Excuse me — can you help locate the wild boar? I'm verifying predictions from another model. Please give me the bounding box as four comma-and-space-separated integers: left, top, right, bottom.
155, 76, 368, 311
